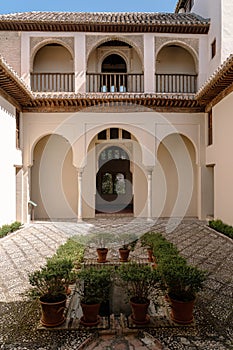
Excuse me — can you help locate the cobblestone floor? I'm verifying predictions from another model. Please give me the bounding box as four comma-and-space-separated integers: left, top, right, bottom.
0, 217, 232, 349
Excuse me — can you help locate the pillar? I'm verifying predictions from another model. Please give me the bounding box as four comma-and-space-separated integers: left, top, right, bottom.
77, 168, 84, 222
146, 166, 154, 220
144, 34, 155, 93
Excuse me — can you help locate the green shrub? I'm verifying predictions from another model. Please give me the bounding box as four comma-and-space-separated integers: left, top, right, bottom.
77, 266, 113, 304
52, 237, 85, 268
10, 221, 22, 232
0, 221, 21, 238
140, 231, 179, 262
117, 262, 161, 305
209, 219, 233, 239
28, 258, 74, 302
157, 257, 206, 302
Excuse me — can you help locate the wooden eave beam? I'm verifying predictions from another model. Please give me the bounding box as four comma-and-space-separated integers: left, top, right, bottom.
0, 20, 209, 34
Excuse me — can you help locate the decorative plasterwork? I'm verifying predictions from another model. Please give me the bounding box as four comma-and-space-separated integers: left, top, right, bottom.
155, 36, 199, 57
30, 37, 74, 57
86, 35, 144, 62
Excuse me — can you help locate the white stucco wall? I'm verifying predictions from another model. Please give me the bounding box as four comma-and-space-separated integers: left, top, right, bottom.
193, 0, 233, 77
206, 92, 233, 226
0, 98, 22, 226
22, 109, 208, 220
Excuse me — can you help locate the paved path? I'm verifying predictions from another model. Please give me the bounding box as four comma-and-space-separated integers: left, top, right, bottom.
0, 218, 232, 349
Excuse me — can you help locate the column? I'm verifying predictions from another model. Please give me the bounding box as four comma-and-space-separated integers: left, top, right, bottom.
144, 34, 155, 93
146, 166, 154, 220
74, 33, 86, 93
21, 33, 31, 87
77, 168, 84, 222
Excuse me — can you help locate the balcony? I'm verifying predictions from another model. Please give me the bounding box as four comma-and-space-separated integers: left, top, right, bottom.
31, 72, 75, 92
30, 72, 197, 94
86, 73, 144, 93
155, 73, 197, 93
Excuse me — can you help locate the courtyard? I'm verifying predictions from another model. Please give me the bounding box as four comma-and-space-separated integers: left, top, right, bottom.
0, 218, 232, 349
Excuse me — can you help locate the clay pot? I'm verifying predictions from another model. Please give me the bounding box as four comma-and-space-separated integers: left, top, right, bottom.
147, 248, 154, 262
80, 302, 100, 326
96, 248, 108, 263
130, 297, 150, 325
39, 294, 66, 327
169, 297, 195, 324
119, 248, 130, 262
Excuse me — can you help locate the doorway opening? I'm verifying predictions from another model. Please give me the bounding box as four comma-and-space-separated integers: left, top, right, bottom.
96, 146, 133, 214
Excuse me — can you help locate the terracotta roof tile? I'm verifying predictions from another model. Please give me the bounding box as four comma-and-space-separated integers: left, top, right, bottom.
196, 54, 233, 104
0, 55, 33, 105
0, 11, 210, 33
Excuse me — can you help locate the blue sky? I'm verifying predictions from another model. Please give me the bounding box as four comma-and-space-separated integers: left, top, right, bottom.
0, 0, 178, 14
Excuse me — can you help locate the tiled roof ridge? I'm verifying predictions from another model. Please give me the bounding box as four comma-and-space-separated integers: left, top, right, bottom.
0, 11, 209, 23
196, 54, 233, 99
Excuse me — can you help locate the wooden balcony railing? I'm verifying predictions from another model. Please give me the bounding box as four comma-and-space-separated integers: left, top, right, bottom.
31, 72, 75, 92
86, 73, 144, 93
155, 74, 197, 93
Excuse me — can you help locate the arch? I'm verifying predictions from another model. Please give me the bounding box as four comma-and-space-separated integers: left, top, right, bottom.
155, 133, 197, 218
30, 132, 75, 167
101, 53, 127, 73
157, 131, 199, 165
84, 122, 156, 169
87, 37, 143, 70
31, 39, 74, 72
31, 134, 77, 220
156, 41, 198, 73
96, 145, 133, 214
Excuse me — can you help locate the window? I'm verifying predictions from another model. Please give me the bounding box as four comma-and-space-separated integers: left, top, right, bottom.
114, 173, 126, 194
110, 128, 119, 139
122, 130, 131, 139
101, 172, 126, 195
102, 173, 113, 194
97, 128, 131, 141
98, 130, 107, 140
211, 39, 216, 59
208, 110, 213, 145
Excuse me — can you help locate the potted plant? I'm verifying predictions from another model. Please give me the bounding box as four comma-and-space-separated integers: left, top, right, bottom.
28, 257, 74, 327
117, 262, 161, 325
158, 257, 206, 324
140, 231, 157, 262
141, 232, 178, 265
76, 266, 113, 326
85, 232, 114, 263
117, 232, 138, 262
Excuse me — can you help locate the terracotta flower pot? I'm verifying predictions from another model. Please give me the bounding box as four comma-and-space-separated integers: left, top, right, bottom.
169, 297, 195, 324
119, 248, 130, 262
96, 248, 108, 263
130, 297, 150, 325
80, 302, 100, 326
147, 248, 154, 262
39, 294, 66, 327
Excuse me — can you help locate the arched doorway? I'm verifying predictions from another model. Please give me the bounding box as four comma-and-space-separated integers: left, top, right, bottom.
101, 54, 127, 92
96, 146, 133, 214
101, 54, 127, 73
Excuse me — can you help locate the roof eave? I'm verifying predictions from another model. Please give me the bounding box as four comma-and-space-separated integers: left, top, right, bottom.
0, 21, 210, 34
